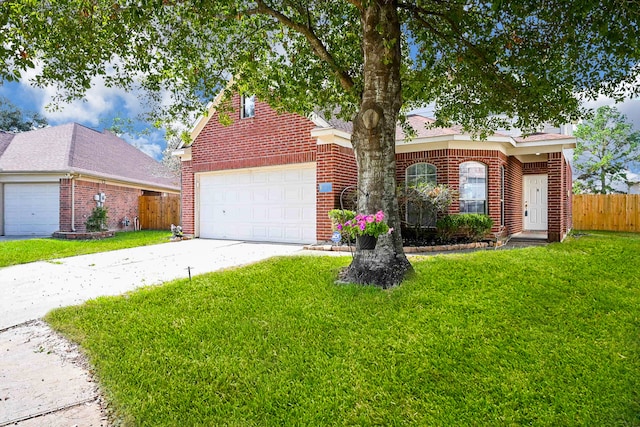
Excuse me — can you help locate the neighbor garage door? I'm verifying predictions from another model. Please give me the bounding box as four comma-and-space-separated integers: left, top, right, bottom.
4, 183, 60, 236
199, 164, 316, 243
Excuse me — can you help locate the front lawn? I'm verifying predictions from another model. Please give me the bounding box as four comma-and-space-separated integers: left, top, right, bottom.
46, 232, 640, 426
0, 231, 172, 267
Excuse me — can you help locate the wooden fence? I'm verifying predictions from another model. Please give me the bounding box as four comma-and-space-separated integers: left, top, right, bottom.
572, 194, 640, 232
138, 194, 181, 230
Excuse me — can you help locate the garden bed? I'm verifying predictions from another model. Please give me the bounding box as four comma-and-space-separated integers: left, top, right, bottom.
52, 231, 116, 240
304, 240, 497, 253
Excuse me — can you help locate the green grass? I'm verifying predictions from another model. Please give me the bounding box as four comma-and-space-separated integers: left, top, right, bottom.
0, 231, 172, 267
46, 232, 640, 426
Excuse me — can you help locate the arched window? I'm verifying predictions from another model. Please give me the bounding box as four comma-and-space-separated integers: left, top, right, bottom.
405, 163, 437, 226
459, 161, 487, 214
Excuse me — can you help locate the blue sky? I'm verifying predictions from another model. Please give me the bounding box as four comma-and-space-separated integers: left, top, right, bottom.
1, 73, 639, 164
0, 78, 168, 160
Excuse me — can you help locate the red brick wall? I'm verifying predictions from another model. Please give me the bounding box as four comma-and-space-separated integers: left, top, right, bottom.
316, 143, 357, 240
506, 157, 523, 235
396, 149, 507, 232
59, 178, 72, 232
547, 153, 564, 242
523, 161, 548, 175
180, 160, 195, 234
546, 152, 572, 242
191, 94, 317, 173
59, 179, 142, 232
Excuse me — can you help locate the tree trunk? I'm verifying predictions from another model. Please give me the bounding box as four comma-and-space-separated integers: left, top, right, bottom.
340, 1, 413, 288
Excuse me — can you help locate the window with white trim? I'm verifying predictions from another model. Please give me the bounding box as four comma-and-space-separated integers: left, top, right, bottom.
240, 94, 255, 119
459, 161, 487, 214
405, 163, 437, 226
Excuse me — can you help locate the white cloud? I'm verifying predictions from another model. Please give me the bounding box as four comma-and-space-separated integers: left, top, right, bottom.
10, 63, 171, 160
18, 63, 149, 126
122, 132, 164, 160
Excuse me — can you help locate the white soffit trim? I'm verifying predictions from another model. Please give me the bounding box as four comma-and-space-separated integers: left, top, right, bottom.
0, 173, 66, 183
395, 140, 509, 154
308, 112, 331, 128
311, 127, 352, 148
172, 147, 192, 161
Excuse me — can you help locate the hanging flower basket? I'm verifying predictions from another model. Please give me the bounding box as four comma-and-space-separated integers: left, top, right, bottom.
356, 234, 378, 250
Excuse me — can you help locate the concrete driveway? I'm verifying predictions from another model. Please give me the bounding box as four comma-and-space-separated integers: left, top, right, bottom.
0, 239, 305, 426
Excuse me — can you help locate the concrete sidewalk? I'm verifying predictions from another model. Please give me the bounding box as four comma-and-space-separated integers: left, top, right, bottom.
0, 239, 305, 426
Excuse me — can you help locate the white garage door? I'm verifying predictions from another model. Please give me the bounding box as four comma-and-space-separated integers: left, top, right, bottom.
4, 183, 60, 236
199, 164, 316, 243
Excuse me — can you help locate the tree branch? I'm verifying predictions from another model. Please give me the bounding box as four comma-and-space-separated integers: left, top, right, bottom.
253, 0, 355, 92
398, 1, 519, 98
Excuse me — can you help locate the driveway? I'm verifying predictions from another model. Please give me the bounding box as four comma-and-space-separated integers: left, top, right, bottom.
0, 239, 305, 426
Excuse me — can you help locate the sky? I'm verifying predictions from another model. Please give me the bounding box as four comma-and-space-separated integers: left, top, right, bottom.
1, 73, 639, 165
0, 76, 168, 160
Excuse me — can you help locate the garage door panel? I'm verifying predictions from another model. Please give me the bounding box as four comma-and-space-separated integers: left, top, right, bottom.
199, 165, 316, 243
4, 183, 59, 236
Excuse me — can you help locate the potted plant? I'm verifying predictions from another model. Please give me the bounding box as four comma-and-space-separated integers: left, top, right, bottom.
336, 210, 393, 250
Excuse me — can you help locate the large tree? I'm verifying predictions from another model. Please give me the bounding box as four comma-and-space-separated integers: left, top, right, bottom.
1, 1, 639, 286
573, 105, 640, 194
0, 96, 47, 132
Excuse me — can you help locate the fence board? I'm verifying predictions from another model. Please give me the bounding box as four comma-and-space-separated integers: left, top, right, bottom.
138, 195, 181, 230
573, 194, 640, 232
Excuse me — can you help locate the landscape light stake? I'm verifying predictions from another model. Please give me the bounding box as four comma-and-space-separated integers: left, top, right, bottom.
186, 266, 193, 282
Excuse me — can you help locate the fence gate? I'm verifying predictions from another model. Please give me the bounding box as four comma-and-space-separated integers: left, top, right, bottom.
138, 194, 181, 230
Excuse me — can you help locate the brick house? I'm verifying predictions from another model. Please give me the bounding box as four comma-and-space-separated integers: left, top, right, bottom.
174, 94, 574, 244
0, 123, 180, 236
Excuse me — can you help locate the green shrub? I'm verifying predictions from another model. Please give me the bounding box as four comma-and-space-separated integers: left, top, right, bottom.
436, 214, 493, 242
85, 206, 109, 232
328, 209, 355, 226
397, 183, 456, 240
328, 209, 355, 240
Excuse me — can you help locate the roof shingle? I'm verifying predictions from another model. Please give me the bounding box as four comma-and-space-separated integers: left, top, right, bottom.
0, 123, 179, 190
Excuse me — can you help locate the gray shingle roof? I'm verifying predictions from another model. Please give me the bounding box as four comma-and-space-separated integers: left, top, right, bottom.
0, 131, 13, 158
0, 123, 179, 191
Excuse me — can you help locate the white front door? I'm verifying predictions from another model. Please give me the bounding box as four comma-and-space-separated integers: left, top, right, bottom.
523, 174, 548, 231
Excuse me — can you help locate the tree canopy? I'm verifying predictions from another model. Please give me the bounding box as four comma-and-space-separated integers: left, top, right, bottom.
0, 96, 47, 132
573, 105, 640, 194
1, 0, 639, 286
2, 1, 638, 130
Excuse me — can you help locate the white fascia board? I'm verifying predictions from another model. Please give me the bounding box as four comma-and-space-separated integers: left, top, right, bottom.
0, 172, 67, 183
514, 137, 576, 149
172, 147, 192, 161
508, 143, 575, 157
398, 133, 517, 147
308, 112, 331, 128
395, 139, 510, 155
311, 127, 352, 148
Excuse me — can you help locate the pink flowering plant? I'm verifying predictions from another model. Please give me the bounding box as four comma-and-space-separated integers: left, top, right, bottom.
336, 210, 393, 239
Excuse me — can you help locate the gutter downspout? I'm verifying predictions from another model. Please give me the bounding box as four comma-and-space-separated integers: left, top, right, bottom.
71, 174, 76, 232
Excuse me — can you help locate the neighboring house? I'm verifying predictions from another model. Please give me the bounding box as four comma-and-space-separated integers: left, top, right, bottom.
0, 123, 180, 236
174, 94, 575, 244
